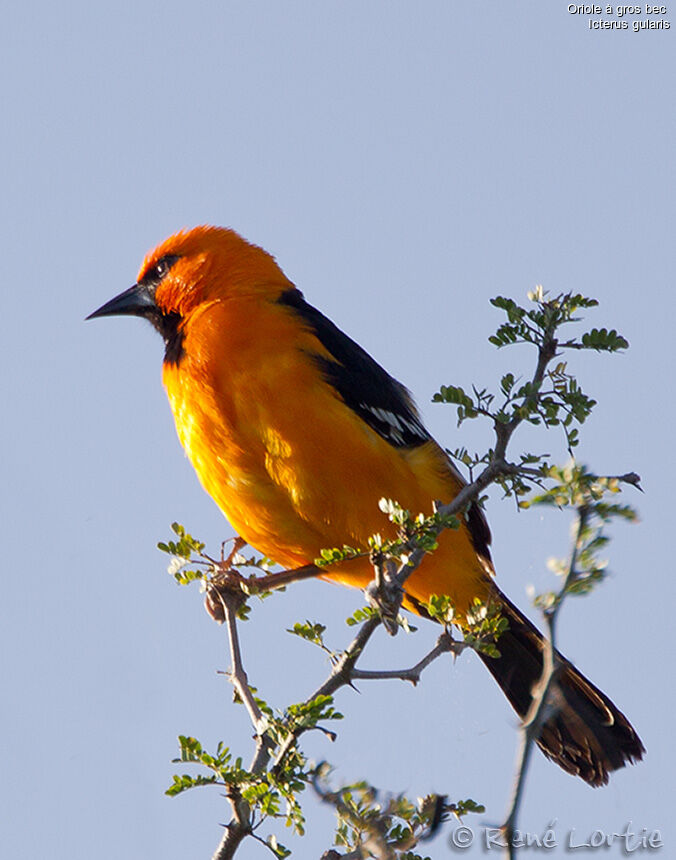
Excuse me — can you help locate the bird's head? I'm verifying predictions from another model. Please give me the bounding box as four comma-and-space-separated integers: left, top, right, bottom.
87, 226, 294, 357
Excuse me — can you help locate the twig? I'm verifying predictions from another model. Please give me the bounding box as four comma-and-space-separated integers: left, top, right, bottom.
351, 631, 463, 684
395, 335, 558, 593
209, 324, 559, 618
219, 591, 267, 734
210, 591, 275, 860
207, 563, 323, 620
271, 612, 384, 775
312, 773, 395, 860
209, 314, 580, 858
500, 505, 591, 859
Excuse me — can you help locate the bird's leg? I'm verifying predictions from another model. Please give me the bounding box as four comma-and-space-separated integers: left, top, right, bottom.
221, 536, 247, 567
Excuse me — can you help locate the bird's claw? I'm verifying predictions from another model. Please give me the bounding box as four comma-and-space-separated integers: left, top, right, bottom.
204, 566, 251, 622
364, 577, 404, 636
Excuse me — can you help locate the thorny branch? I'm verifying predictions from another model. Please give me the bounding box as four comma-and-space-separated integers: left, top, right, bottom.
211, 590, 275, 860
219, 591, 267, 734
313, 774, 395, 860
350, 631, 462, 684
208, 331, 560, 859
205, 303, 558, 615
174, 294, 636, 859
500, 505, 592, 860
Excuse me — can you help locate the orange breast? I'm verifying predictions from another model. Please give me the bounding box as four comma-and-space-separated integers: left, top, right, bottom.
162, 296, 490, 614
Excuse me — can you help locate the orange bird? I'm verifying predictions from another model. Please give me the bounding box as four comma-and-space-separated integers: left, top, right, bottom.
88, 226, 643, 785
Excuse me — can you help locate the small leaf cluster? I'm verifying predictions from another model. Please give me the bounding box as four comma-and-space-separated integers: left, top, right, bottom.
167, 735, 247, 797
446, 798, 486, 819
432, 383, 492, 423
258, 699, 343, 836
462, 598, 509, 658
423, 594, 456, 626
168, 695, 343, 841
284, 694, 343, 735
229, 552, 276, 572
434, 292, 627, 474
316, 767, 484, 859
493, 290, 628, 353
370, 498, 459, 563
421, 595, 508, 658
167, 732, 307, 836
264, 698, 343, 837
315, 544, 363, 567
436, 366, 595, 454
529, 464, 637, 612
231, 683, 274, 719
580, 327, 629, 351
437, 365, 597, 454
540, 361, 598, 451
287, 620, 329, 651
157, 522, 208, 584
345, 605, 379, 627
527, 462, 638, 515
158, 525, 282, 626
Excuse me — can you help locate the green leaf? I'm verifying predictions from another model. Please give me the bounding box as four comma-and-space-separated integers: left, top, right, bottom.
165, 773, 218, 796
266, 835, 291, 858
287, 621, 327, 648
315, 544, 362, 567
581, 327, 629, 352
345, 606, 378, 627
433, 385, 474, 409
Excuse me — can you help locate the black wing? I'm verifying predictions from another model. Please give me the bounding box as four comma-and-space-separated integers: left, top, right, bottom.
277, 288, 492, 561
278, 288, 430, 448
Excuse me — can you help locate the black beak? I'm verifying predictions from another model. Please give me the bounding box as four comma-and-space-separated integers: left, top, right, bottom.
86, 282, 156, 320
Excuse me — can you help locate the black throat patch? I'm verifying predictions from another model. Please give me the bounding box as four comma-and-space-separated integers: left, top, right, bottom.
157, 312, 184, 366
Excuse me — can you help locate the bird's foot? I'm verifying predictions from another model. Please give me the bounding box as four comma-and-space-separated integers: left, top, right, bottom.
204, 561, 322, 623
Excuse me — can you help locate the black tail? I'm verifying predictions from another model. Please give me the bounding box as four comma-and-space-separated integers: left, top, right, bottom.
479, 588, 644, 786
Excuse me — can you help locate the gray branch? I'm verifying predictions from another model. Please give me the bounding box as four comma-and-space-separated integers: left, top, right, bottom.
210, 590, 275, 860
207, 309, 616, 859
351, 631, 463, 684
500, 505, 591, 859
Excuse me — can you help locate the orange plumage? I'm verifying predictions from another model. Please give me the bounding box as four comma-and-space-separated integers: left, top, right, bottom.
89, 225, 644, 785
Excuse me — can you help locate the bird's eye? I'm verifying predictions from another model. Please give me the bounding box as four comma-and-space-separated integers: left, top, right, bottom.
141, 254, 179, 286
153, 254, 179, 281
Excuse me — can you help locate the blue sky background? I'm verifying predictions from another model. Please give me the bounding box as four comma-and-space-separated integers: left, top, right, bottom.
2, 2, 673, 858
